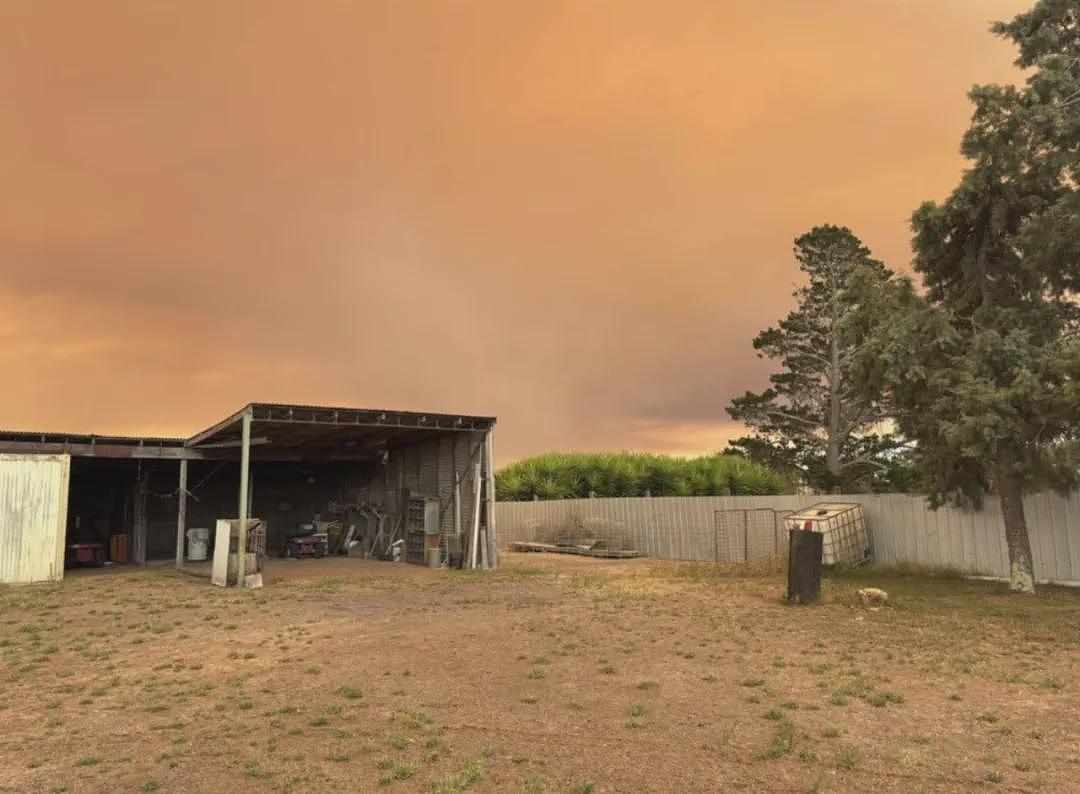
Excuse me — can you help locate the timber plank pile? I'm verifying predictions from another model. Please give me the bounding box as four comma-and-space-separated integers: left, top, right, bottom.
510, 540, 644, 559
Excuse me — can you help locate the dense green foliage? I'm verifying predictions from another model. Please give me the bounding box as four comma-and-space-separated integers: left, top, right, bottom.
726, 225, 905, 491
724, 434, 918, 494
849, 0, 1080, 592
495, 452, 790, 501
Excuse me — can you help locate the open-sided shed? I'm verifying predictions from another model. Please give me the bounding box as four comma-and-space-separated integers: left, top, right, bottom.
0, 403, 497, 583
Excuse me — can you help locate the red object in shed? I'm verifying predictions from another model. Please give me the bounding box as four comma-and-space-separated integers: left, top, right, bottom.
66, 543, 105, 568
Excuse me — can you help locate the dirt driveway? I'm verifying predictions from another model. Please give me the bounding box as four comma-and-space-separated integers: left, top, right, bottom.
1, 553, 1078, 793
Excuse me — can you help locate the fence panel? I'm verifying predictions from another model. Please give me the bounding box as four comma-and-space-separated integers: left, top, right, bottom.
496, 491, 1080, 583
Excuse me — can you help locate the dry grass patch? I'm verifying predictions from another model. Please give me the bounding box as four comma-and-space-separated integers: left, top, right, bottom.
0, 556, 1078, 792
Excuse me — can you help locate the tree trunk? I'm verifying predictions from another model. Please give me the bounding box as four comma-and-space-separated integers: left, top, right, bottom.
999, 477, 1036, 594
826, 291, 842, 485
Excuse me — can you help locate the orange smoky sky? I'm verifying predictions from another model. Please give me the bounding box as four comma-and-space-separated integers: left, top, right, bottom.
0, 0, 1031, 463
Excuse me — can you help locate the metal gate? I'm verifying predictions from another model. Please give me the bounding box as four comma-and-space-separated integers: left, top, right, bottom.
713, 508, 793, 563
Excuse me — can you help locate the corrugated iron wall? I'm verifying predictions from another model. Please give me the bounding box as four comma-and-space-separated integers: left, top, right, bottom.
0, 454, 70, 584
497, 491, 1080, 584
378, 432, 487, 555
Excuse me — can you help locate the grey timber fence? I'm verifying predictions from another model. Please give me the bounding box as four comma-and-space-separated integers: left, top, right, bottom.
496, 491, 1080, 584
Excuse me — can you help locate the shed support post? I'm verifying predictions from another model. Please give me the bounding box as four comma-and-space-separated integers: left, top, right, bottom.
236, 408, 253, 586
484, 429, 497, 569
469, 460, 482, 570
478, 432, 489, 570
133, 470, 148, 565
175, 459, 188, 571
453, 480, 461, 541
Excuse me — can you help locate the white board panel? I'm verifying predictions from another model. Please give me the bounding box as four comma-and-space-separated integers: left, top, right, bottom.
0, 454, 70, 584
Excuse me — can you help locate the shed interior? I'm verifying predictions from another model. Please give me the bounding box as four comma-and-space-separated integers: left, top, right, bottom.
1, 403, 497, 576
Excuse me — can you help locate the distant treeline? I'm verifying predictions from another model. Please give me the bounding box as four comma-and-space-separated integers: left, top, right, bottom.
495, 451, 790, 501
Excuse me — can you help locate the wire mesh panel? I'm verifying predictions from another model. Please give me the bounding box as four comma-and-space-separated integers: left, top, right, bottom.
714, 510, 744, 562
714, 509, 793, 563
511, 514, 643, 557
551, 517, 634, 553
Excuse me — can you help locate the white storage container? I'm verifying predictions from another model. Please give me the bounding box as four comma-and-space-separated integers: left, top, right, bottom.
784, 503, 870, 566
186, 527, 210, 561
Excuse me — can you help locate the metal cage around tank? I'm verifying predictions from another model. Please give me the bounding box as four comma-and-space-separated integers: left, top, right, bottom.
783, 502, 871, 566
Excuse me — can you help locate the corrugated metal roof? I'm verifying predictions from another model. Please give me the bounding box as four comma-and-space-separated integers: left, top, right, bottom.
187, 402, 497, 448
0, 430, 185, 445
253, 401, 495, 423
0, 402, 496, 459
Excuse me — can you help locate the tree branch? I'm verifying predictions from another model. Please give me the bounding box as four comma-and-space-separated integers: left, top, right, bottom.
763, 409, 822, 428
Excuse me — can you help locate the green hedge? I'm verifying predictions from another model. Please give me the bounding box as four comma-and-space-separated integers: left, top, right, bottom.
495, 451, 791, 501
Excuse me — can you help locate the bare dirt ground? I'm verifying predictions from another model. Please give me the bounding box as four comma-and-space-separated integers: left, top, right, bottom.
1, 553, 1079, 793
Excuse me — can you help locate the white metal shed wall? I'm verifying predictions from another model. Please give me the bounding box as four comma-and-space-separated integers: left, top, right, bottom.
0, 454, 70, 584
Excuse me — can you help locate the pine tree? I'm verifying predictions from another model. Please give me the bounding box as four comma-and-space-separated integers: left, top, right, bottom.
853, 0, 1080, 593
727, 226, 902, 491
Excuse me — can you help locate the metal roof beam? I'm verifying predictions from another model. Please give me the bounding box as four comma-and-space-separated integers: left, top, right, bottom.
0, 441, 208, 460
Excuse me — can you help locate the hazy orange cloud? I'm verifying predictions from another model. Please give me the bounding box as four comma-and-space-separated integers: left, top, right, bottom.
0, 0, 1030, 461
